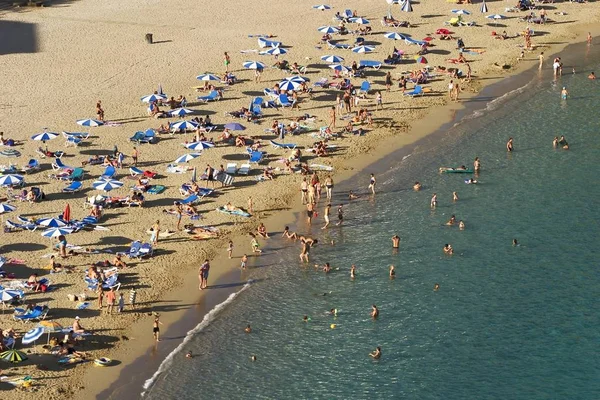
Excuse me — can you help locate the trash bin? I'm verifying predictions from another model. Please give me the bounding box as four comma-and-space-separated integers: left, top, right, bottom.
145, 33, 153, 44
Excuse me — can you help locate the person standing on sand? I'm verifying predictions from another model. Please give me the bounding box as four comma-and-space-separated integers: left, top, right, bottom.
174, 201, 183, 230
376, 91, 383, 110
151, 220, 160, 245
118, 293, 125, 313
385, 72, 392, 91
241, 254, 248, 270
300, 178, 308, 204
227, 240, 234, 259
131, 146, 139, 166
105, 287, 116, 314
224, 52, 231, 72
96, 100, 104, 121
97, 286, 104, 310
329, 106, 336, 128
539, 52, 544, 69
448, 80, 454, 100
153, 314, 163, 342
453, 82, 461, 102
200, 259, 210, 290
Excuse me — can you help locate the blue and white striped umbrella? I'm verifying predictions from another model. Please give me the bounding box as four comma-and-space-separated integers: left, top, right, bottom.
174, 153, 202, 164
400, 0, 413, 12
263, 47, 287, 56
312, 4, 331, 10
31, 132, 58, 142
196, 74, 221, 81
480, 1, 488, 13
451, 9, 471, 15
384, 32, 406, 40
243, 61, 266, 70
36, 217, 66, 228
41, 227, 74, 238
186, 141, 215, 151
278, 79, 302, 92
0, 174, 24, 186
76, 119, 104, 127
486, 14, 506, 20
0, 203, 16, 214
141, 93, 167, 103
318, 26, 339, 34
352, 45, 375, 53
92, 179, 123, 192
329, 64, 351, 73
0, 290, 21, 302
22, 327, 44, 345
321, 55, 345, 63
170, 120, 199, 131
349, 17, 370, 24
284, 75, 309, 83
169, 108, 193, 117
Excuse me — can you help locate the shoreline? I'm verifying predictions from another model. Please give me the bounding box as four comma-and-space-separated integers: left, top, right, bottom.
89, 29, 599, 399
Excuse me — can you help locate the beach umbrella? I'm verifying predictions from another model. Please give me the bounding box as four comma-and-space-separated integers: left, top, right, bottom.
31, 132, 58, 142
174, 153, 201, 164
0, 174, 24, 186
0, 203, 16, 214
170, 120, 199, 132
22, 327, 44, 345
0, 290, 21, 303
41, 227, 74, 238
63, 204, 71, 223
328, 64, 351, 73
263, 47, 287, 56
386, 0, 399, 3
224, 123, 246, 131
400, 0, 413, 12
480, 1, 488, 13
39, 321, 64, 344
312, 4, 331, 10
284, 76, 309, 83
318, 26, 339, 34
186, 141, 215, 150
191, 167, 197, 183
278, 79, 302, 92
76, 118, 104, 127
349, 17, 370, 24
243, 61, 266, 70
92, 179, 123, 192
321, 55, 345, 63
169, 108, 193, 117
196, 73, 221, 81
415, 56, 428, 64
451, 9, 471, 15
36, 217, 67, 228
140, 93, 167, 103
384, 32, 405, 40
352, 45, 375, 53
0, 349, 28, 364
486, 14, 506, 20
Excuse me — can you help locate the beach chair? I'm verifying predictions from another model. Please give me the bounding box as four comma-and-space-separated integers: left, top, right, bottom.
404, 85, 424, 97
101, 165, 116, 180
445, 17, 461, 27
198, 90, 219, 103
51, 158, 73, 171
357, 81, 371, 96
249, 151, 264, 164
5, 220, 37, 231
128, 241, 142, 258
146, 185, 165, 194
215, 172, 234, 186
277, 94, 293, 108
238, 163, 251, 175
102, 274, 121, 291
62, 181, 83, 193
263, 88, 279, 101
226, 163, 238, 174
62, 132, 90, 140
129, 166, 143, 176
21, 159, 40, 174
326, 41, 351, 50
269, 140, 296, 149
313, 78, 330, 88
62, 132, 82, 147
139, 243, 153, 258
180, 194, 200, 205
251, 105, 263, 119
65, 167, 84, 181
14, 306, 48, 322
359, 60, 382, 70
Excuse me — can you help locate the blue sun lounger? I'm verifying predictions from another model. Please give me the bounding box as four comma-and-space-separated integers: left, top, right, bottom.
359, 60, 382, 70
198, 90, 219, 102
404, 85, 424, 97
62, 181, 83, 193
101, 165, 116, 179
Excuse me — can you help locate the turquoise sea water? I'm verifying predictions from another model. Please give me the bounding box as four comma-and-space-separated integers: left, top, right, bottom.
144, 49, 600, 399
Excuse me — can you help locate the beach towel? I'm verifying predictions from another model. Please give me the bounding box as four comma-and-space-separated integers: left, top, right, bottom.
216, 206, 251, 218
215, 172, 234, 186
147, 185, 166, 194
76, 301, 90, 310
163, 209, 201, 220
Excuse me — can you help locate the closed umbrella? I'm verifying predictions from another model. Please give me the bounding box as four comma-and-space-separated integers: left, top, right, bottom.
384, 32, 405, 40
400, 0, 413, 12
312, 4, 331, 10
352, 45, 375, 53
224, 123, 246, 131
92, 179, 123, 192
63, 204, 71, 223
480, 1, 488, 13
141, 93, 167, 103
0, 349, 28, 364
0, 203, 16, 214
243, 61, 266, 70
22, 327, 44, 345
191, 167, 197, 183
169, 108, 193, 117
318, 26, 339, 34
174, 153, 201, 164
196, 74, 221, 81
0, 174, 24, 186
186, 141, 215, 150
31, 132, 58, 142
451, 9, 471, 15
170, 120, 199, 132
76, 119, 104, 127
349, 17, 370, 24
41, 227, 74, 238
36, 217, 66, 228
321, 55, 345, 63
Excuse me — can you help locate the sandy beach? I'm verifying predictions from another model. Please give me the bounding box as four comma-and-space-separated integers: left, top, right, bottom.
0, 0, 599, 397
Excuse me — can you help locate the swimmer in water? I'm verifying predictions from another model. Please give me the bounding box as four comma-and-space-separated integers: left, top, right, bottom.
474, 157, 481, 172
430, 193, 437, 209
323, 262, 331, 273
513, 239, 518, 246
371, 305, 379, 319
392, 235, 400, 248
370, 347, 382, 359
561, 87, 568, 100
553, 136, 559, 148
589, 72, 596, 80
251, 355, 257, 361
459, 220, 465, 230
446, 215, 456, 226
506, 137, 514, 152
186, 351, 193, 358
466, 178, 478, 184
350, 264, 356, 279
453, 192, 459, 202
348, 190, 359, 200
443, 244, 454, 255
434, 283, 440, 291
389, 265, 395, 279
245, 324, 252, 333
303, 315, 309, 322
558, 135, 569, 150
329, 308, 338, 316
413, 181, 422, 191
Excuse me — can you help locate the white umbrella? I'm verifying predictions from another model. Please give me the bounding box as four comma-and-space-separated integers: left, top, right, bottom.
321, 55, 345, 63
21, 327, 44, 345
352, 45, 375, 53
312, 4, 331, 10
196, 74, 221, 81
400, 0, 413, 12
318, 26, 339, 34
384, 32, 405, 40
31, 132, 58, 142
263, 47, 287, 56
0, 174, 24, 186
170, 120, 199, 131
141, 93, 167, 103
349, 17, 370, 24
186, 141, 215, 151
486, 14, 506, 20
0, 203, 16, 214
76, 119, 104, 127
168, 108, 193, 117
451, 9, 471, 15
480, 1, 488, 13
92, 179, 124, 192
36, 217, 66, 228
41, 227, 74, 238
174, 153, 201, 163
243, 61, 266, 70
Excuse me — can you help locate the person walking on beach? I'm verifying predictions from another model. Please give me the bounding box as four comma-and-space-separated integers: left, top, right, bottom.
430, 193, 437, 209
329, 106, 336, 128
129, 286, 137, 310
150, 220, 160, 245
199, 259, 210, 290
452, 82, 461, 102
300, 178, 308, 204
96, 100, 104, 122
227, 240, 234, 259
448, 80, 454, 100
118, 293, 125, 313
368, 173, 376, 194
105, 287, 116, 314
336, 204, 344, 226
324, 175, 334, 200
322, 203, 331, 230
223, 52, 231, 72
153, 314, 163, 342
376, 91, 383, 110
538, 52, 544, 70
131, 146, 139, 166
506, 137, 514, 152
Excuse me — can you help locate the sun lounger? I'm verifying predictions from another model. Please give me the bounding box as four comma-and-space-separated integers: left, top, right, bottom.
359, 60, 382, 70
101, 165, 116, 180
277, 94, 293, 107
226, 163, 238, 174
51, 158, 73, 171
14, 305, 48, 322
166, 164, 193, 174
248, 151, 264, 164
269, 140, 296, 149
21, 159, 40, 174
326, 41, 351, 50
62, 181, 83, 193
215, 172, 234, 186
313, 78, 330, 88
5, 220, 37, 231
62, 132, 83, 147
62, 131, 90, 140
198, 90, 220, 102
180, 194, 200, 205
238, 163, 251, 175
129, 166, 143, 176
404, 85, 424, 97
357, 80, 371, 96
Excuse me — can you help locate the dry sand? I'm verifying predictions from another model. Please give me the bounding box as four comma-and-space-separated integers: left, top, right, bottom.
0, 0, 599, 397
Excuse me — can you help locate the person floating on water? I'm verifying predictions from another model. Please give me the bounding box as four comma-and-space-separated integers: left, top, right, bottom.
370, 346, 382, 359
466, 178, 478, 184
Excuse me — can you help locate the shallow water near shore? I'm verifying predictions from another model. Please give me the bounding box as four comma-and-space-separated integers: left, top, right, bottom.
142, 45, 600, 399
